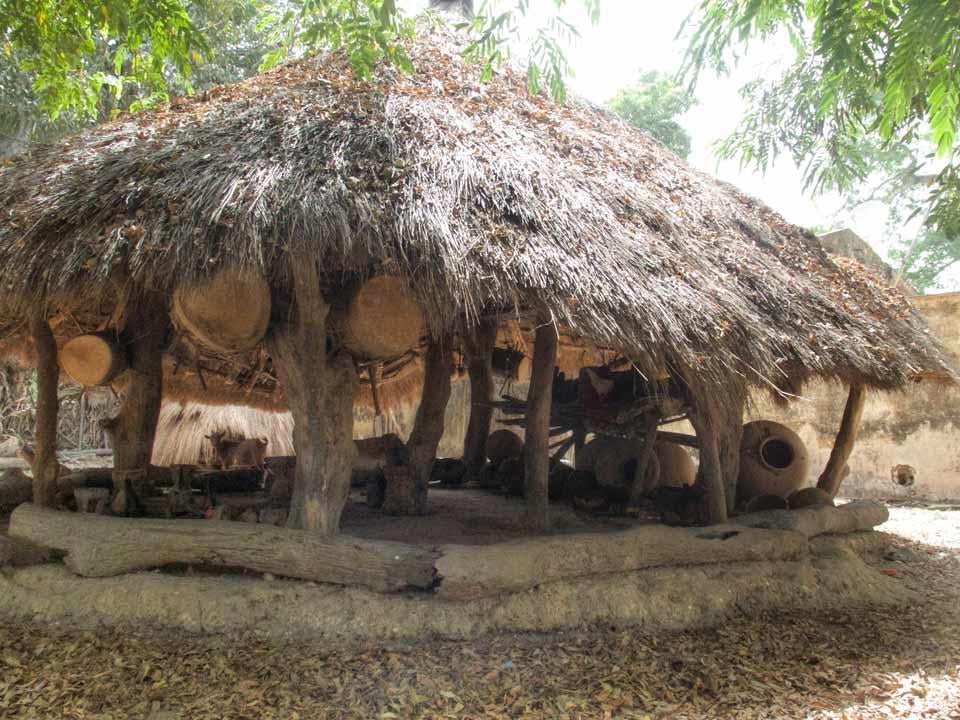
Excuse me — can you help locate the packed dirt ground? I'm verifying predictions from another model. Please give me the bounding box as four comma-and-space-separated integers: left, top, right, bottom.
1, 503, 958, 720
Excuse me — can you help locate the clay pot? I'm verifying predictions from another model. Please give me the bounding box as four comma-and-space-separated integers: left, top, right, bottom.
737, 420, 810, 500
654, 443, 696, 488
486, 429, 524, 465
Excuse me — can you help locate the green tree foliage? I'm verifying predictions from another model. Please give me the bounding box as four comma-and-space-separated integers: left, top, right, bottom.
0, 0, 274, 153
609, 70, 694, 158
1, 0, 602, 126
682, 0, 960, 291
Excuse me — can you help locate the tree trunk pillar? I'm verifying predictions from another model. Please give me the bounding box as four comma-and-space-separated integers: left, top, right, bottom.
523, 317, 558, 532
407, 339, 453, 514
817, 384, 867, 498
687, 394, 728, 525
462, 317, 498, 482
717, 387, 746, 514
29, 312, 59, 507
111, 291, 169, 514
267, 259, 358, 535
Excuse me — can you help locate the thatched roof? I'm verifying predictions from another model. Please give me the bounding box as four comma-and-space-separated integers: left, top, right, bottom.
0, 22, 954, 398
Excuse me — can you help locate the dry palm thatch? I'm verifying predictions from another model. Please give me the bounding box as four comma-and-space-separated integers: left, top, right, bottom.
0, 22, 953, 404
151, 401, 295, 466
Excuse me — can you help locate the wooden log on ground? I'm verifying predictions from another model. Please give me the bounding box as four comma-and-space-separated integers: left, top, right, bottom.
29, 312, 59, 507
172, 269, 271, 354
10, 504, 437, 592
733, 499, 888, 539
338, 275, 424, 359
523, 318, 558, 531
817, 384, 867, 498
59, 332, 127, 386
435, 523, 807, 600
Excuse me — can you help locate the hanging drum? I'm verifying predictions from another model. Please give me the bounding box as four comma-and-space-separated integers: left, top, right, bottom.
172, 270, 271, 354
737, 420, 810, 500
59, 332, 128, 386
338, 275, 424, 360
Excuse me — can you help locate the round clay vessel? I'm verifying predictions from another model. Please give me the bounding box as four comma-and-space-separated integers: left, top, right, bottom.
738, 420, 810, 500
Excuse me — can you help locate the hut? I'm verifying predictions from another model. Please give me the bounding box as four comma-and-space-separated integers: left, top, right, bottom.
0, 18, 953, 566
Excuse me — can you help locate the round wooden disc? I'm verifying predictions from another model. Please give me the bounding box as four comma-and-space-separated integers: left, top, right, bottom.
173, 270, 271, 354
342, 276, 424, 360
60, 333, 126, 386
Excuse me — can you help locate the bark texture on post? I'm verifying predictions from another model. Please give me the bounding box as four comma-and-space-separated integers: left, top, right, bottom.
687, 393, 728, 525
28, 313, 59, 507
716, 388, 747, 514
462, 317, 498, 481
267, 258, 358, 535
523, 318, 558, 532
627, 412, 660, 510
407, 339, 453, 514
111, 291, 169, 514
817, 384, 867, 498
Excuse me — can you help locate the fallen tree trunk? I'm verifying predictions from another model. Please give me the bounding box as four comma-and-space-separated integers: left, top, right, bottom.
436, 523, 807, 600
10, 504, 437, 592
733, 500, 888, 539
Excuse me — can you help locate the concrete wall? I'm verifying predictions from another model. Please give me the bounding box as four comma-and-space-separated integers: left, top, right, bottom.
748, 291, 960, 501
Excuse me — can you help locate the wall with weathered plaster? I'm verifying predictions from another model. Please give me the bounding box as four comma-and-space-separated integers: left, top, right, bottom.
748, 291, 960, 501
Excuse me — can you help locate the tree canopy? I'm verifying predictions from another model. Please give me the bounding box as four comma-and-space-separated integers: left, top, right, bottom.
609, 70, 695, 159
682, 0, 960, 291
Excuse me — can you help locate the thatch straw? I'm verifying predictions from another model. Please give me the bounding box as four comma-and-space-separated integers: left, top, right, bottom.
152, 401, 294, 466
0, 21, 954, 400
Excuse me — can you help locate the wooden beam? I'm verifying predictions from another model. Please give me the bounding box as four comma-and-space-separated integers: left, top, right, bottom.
10, 504, 437, 593
461, 317, 498, 481
267, 258, 357, 535
28, 312, 59, 507
655, 431, 700, 448
406, 339, 453, 514
817, 384, 867, 498
522, 317, 558, 531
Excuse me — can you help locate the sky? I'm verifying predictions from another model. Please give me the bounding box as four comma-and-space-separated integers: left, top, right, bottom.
407, 0, 959, 292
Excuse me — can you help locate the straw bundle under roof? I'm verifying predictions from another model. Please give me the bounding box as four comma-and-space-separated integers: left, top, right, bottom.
0, 21, 953, 400
152, 401, 295, 466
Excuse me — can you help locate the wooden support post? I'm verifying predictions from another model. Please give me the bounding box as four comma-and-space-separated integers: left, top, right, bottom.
627, 411, 660, 510
111, 291, 169, 514
687, 396, 727, 525
717, 388, 746, 514
406, 339, 453, 514
523, 317, 558, 532
462, 317, 498, 482
817, 384, 867, 498
368, 364, 382, 417
28, 312, 59, 507
267, 258, 357, 535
